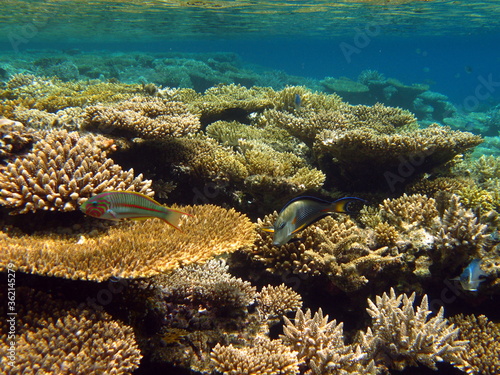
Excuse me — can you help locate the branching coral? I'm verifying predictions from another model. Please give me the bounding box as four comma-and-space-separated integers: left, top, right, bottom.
380, 193, 439, 229
83, 96, 201, 139
156, 259, 257, 310
211, 337, 301, 375
251, 193, 488, 292
281, 308, 377, 375
0, 130, 152, 214
0, 204, 256, 281
449, 314, 500, 375
256, 284, 302, 320
357, 288, 467, 372
252, 214, 402, 292
0, 287, 142, 375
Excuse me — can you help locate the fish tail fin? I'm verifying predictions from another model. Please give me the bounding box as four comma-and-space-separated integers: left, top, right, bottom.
161, 208, 192, 232
330, 197, 366, 213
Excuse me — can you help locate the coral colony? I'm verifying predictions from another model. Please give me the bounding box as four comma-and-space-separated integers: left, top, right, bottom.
0, 59, 499, 375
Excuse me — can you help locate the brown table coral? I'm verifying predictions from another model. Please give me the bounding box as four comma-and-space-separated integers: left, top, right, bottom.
0, 204, 255, 281
83, 96, 201, 139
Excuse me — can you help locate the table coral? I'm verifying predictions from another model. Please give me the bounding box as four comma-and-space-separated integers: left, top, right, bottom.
0, 204, 256, 281
0, 287, 142, 375
83, 96, 201, 139
0, 130, 152, 214
315, 124, 482, 190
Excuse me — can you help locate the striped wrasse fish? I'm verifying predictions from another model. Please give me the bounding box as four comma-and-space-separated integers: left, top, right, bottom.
80, 191, 190, 231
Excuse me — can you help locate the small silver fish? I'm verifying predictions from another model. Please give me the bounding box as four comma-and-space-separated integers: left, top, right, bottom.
294, 93, 302, 110
262, 196, 365, 246
453, 259, 488, 291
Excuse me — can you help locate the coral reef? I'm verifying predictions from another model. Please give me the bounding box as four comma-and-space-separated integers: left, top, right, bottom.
315, 124, 482, 190
83, 97, 201, 139
156, 259, 257, 311
0, 130, 152, 214
281, 308, 377, 374
256, 284, 303, 320
0, 204, 255, 281
0, 287, 141, 375
449, 313, 500, 375
358, 288, 467, 371
211, 337, 301, 375
0, 118, 38, 162
250, 193, 489, 292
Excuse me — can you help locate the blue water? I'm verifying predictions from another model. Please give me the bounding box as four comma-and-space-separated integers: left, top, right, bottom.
1, 1, 499, 106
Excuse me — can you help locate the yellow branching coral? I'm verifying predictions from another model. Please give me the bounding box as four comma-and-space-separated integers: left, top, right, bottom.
83, 97, 201, 139
252, 214, 402, 292
257, 284, 302, 320
281, 308, 377, 375
358, 288, 468, 372
449, 314, 500, 375
0, 130, 152, 214
211, 337, 301, 375
380, 193, 439, 229
238, 140, 325, 200
0, 287, 142, 375
0, 204, 256, 281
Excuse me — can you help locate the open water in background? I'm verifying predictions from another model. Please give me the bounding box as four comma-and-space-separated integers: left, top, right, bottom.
0, 0, 499, 105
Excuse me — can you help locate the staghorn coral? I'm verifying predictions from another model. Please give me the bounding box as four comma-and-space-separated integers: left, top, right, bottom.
0, 287, 141, 375
256, 284, 302, 320
281, 308, 377, 375
83, 96, 200, 139
211, 337, 301, 375
155, 259, 257, 310
0, 130, 152, 214
0, 204, 256, 281
449, 314, 500, 375
357, 288, 467, 372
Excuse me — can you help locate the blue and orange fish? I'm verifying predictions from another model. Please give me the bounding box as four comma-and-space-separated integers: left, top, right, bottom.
262, 196, 366, 246
80, 191, 190, 231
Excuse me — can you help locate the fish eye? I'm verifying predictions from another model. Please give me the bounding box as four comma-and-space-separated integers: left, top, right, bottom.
92, 201, 98, 207
277, 222, 286, 230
